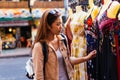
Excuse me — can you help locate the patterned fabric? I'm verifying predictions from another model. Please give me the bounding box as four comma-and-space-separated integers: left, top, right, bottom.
115, 24, 120, 80
96, 2, 119, 80
70, 12, 87, 80
84, 13, 97, 80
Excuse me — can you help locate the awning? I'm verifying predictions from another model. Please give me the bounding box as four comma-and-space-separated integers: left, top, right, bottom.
0, 9, 32, 21
0, 8, 45, 21
0, 8, 65, 21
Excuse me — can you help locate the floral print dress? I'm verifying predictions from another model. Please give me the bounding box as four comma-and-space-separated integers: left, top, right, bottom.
70, 11, 87, 80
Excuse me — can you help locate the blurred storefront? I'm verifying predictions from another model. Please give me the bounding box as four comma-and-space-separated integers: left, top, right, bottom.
0, 1, 64, 49
0, 8, 32, 49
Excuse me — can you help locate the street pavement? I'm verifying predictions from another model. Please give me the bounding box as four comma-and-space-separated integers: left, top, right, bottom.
0, 57, 30, 80
0, 48, 31, 58
0, 48, 32, 80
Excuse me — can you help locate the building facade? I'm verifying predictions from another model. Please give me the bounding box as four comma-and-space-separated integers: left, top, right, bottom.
0, 0, 64, 49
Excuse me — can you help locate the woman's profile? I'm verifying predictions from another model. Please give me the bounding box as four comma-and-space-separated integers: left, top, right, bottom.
32, 9, 96, 80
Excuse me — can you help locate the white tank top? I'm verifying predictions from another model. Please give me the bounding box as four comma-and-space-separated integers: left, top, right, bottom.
56, 48, 69, 80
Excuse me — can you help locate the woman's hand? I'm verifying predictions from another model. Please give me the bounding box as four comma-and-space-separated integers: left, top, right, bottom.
70, 50, 97, 65
86, 50, 97, 60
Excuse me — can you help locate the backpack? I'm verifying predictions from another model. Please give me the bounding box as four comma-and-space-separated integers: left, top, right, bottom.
25, 33, 67, 79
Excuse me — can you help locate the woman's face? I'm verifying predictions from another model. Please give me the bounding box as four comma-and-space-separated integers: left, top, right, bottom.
50, 16, 62, 35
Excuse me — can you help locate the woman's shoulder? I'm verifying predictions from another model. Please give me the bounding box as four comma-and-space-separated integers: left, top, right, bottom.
32, 42, 43, 56
33, 42, 42, 50
32, 42, 44, 60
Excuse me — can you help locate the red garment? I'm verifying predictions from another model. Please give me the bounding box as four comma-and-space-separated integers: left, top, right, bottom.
115, 35, 120, 80
114, 25, 120, 80
65, 17, 73, 54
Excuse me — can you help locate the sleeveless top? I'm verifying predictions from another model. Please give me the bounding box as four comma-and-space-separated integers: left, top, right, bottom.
56, 49, 69, 80
95, 2, 119, 80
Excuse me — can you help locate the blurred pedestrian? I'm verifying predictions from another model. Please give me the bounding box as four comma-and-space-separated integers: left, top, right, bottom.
0, 37, 2, 54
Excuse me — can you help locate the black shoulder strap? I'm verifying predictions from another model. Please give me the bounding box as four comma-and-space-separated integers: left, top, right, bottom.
41, 41, 48, 79
41, 34, 67, 62
41, 42, 48, 64
60, 33, 71, 55
60, 33, 67, 47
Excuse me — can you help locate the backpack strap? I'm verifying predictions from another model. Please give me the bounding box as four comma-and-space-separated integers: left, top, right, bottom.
41, 42, 48, 79
60, 33, 71, 54
41, 34, 67, 62
60, 33, 67, 47
41, 42, 48, 64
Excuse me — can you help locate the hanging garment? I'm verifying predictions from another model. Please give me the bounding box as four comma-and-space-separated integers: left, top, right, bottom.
96, 2, 119, 80
70, 12, 87, 80
84, 11, 97, 80
114, 24, 120, 80
65, 17, 73, 54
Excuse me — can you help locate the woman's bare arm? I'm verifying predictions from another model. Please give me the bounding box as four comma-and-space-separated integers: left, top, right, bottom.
70, 50, 96, 65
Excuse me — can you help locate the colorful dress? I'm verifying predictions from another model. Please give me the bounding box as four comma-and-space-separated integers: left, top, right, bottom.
84, 8, 98, 80
70, 11, 87, 80
95, 2, 119, 80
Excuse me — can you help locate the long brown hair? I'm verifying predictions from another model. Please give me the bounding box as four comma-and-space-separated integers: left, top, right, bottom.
32, 9, 61, 48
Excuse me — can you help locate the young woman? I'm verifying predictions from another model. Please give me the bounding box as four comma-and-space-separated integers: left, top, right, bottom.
32, 9, 96, 80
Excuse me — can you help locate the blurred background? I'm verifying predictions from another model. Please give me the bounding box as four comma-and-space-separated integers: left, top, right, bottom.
0, 0, 119, 80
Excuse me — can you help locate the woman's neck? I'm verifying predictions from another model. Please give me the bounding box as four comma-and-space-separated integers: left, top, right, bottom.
46, 32, 55, 42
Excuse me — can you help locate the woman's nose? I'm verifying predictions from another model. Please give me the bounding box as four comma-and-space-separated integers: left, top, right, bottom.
59, 24, 62, 29
60, 25, 64, 32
